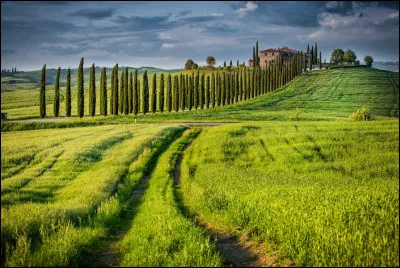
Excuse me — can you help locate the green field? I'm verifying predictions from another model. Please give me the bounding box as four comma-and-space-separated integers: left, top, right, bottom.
1, 67, 399, 267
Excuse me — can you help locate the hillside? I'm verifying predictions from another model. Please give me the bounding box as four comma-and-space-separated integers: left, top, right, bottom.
1, 67, 398, 121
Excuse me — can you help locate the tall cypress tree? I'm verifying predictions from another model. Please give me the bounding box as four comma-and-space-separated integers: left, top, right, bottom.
65, 68, 71, 117
113, 64, 119, 115
128, 71, 133, 114
199, 74, 204, 109
166, 74, 172, 112
239, 70, 243, 101
89, 64, 96, 117
180, 74, 185, 111
314, 43, 318, 64
215, 72, 220, 106
40, 64, 46, 118
237, 60, 239, 67
205, 74, 210, 109
159, 73, 164, 112
211, 73, 215, 108
77, 57, 84, 118
100, 67, 107, 116
319, 51, 322, 69
194, 72, 199, 109
224, 61, 226, 67
188, 74, 192, 110
119, 71, 124, 114
54, 67, 60, 117
151, 73, 156, 113
310, 46, 313, 71
256, 41, 259, 67
133, 70, 138, 115
252, 46, 256, 67
124, 68, 128, 115
173, 75, 179, 112
142, 70, 149, 114
110, 66, 114, 115
186, 74, 189, 110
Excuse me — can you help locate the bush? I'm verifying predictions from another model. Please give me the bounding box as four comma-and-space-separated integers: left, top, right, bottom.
349, 106, 374, 121
289, 107, 303, 121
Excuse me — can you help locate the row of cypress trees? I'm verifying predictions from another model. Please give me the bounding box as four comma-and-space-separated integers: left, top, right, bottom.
39, 51, 307, 118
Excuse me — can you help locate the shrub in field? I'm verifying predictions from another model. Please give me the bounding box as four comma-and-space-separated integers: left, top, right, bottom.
289, 107, 303, 121
349, 106, 374, 121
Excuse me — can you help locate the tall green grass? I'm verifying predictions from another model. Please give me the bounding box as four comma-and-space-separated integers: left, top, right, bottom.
179, 120, 399, 266
1, 124, 186, 266
117, 128, 223, 266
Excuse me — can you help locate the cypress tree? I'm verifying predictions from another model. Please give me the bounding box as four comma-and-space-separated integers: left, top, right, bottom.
188, 75, 192, 110
303, 52, 307, 73
230, 72, 234, 103
205, 75, 209, 108
173, 75, 179, 112
182, 74, 186, 110
113, 64, 119, 115
124, 68, 128, 115
133, 70, 138, 115
234, 71, 238, 102
159, 73, 164, 112
252, 46, 256, 66
40, 64, 46, 118
200, 74, 205, 109
77, 57, 84, 118
319, 51, 322, 69
128, 71, 133, 114
239, 70, 243, 101
151, 73, 156, 113
310, 46, 313, 71
194, 72, 199, 109
166, 74, 172, 112
142, 70, 149, 114
220, 73, 224, 105
186, 74, 189, 110
100, 67, 107, 116
224, 61, 226, 67
66, 68, 71, 117
314, 43, 318, 65
256, 41, 259, 67
119, 71, 124, 113
89, 64, 96, 117
211, 73, 215, 108
230, 60, 232, 67
237, 60, 239, 67
54, 67, 60, 117
215, 72, 220, 106
110, 66, 114, 115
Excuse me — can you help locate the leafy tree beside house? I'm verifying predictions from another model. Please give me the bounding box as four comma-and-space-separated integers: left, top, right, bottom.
185, 59, 195, 70
206, 56, 216, 67
331, 48, 344, 65
343, 49, 357, 65
364, 55, 373, 67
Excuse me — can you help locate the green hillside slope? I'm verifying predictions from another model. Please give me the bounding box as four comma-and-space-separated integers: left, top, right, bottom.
1, 67, 398, 121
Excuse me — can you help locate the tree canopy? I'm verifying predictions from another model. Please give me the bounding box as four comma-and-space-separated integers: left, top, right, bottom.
343, 49, 357, 64
331, 48, 344, 65
206, 56, 216, 66
185, 59, 195, 70
364, 55, 373, 66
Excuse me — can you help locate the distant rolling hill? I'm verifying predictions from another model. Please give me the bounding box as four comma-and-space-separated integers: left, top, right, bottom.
1, 67, 182, 93
372, 61, 399, 73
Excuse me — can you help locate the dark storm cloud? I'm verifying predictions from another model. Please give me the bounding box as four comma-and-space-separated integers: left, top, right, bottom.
175, 10, 192, 18
70, 8, 115, 20
1, 49, 16, 56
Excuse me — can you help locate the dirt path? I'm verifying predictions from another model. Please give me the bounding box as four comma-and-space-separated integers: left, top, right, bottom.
81, 174, 152, 267
172, 140, 278, 267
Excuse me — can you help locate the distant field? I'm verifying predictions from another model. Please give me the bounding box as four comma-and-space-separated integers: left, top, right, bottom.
180, 120, 399, 266
1, 67, 398, 121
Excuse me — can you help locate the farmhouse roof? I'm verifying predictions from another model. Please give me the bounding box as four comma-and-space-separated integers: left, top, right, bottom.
260, 47, 299, 53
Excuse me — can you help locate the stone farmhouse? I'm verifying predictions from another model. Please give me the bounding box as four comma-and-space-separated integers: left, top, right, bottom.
249, 47, 309, 68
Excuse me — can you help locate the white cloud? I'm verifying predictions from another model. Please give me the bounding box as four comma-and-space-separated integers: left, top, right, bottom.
208, 13, 224, 17
236, 1, 258, 18
158, 32, 172, 40
161, 43, 175, 49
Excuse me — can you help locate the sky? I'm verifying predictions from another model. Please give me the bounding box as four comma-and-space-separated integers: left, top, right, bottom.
1, 1, 399, 71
